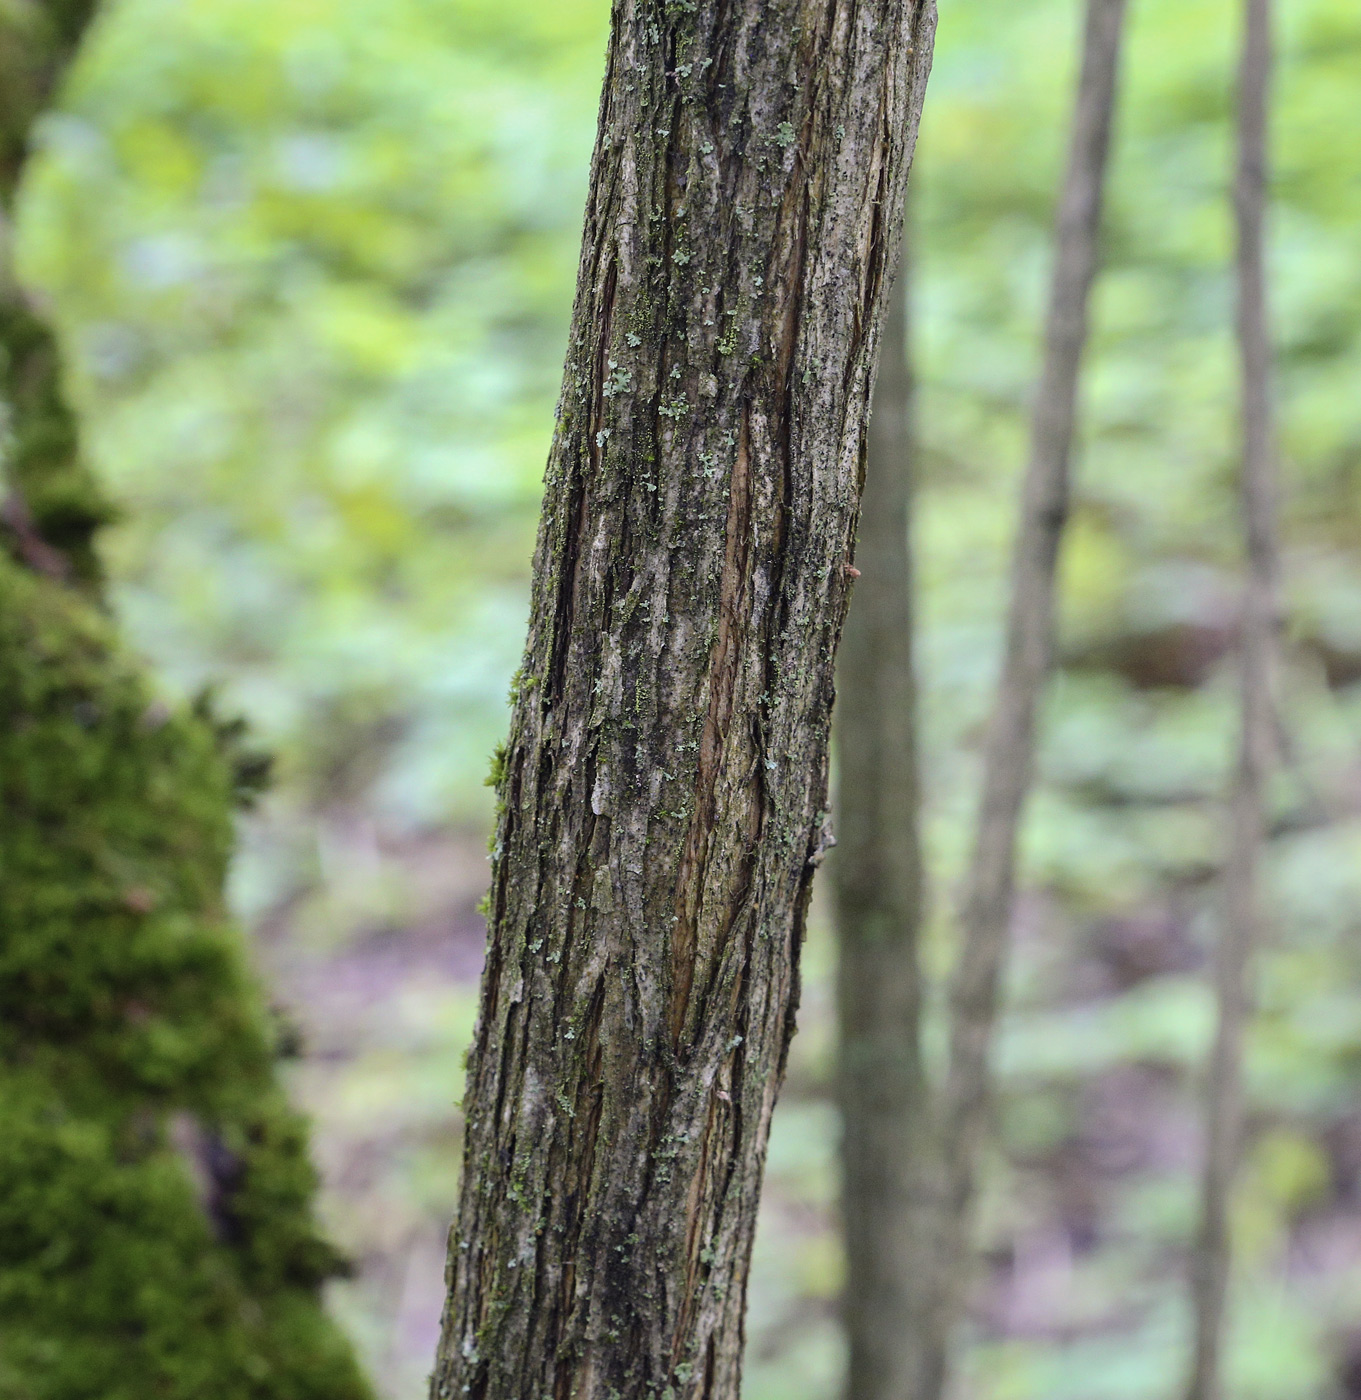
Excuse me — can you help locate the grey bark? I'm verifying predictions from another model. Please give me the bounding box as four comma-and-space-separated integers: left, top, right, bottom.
834, 229, 938, 1400
428, 2, 937, 1398
924, 2, 1129, 1394
1183, 3, 1278, 1397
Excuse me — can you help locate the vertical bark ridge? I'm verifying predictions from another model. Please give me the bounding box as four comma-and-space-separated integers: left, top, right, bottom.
430, 1, 937, 1396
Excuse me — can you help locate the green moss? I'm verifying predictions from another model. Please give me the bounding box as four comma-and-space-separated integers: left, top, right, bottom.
485, 739, 508, 791
0, 558, 373, 1400
0, 303, 113, 586
1, 3, 370, 1388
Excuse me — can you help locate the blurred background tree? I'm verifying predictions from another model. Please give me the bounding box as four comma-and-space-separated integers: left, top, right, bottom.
11, 0, 1361, 1396
0, 1, 375, 1394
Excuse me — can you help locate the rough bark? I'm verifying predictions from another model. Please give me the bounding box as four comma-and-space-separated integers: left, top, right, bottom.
924, 2, 1129, 1394
1183, 3, 1278, 1397
834, 232, 938, 1400
0, 9, 372, 1397
428, 2, 937, 1396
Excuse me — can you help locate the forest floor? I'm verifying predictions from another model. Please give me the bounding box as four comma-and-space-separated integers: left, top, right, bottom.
255, 821, 851, 1400
257, 811, 1361, 1400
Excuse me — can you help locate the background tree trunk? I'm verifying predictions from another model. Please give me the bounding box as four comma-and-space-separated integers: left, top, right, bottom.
0, 10, 372, 1397
428, 2, 936, 1396
923, 2, 1129, 1394
1, 0, 110, 586
834, 229, 938, 1400
1183, 3, 1278, 1397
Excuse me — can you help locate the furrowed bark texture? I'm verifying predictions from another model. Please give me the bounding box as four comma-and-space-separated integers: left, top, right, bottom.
429, 3, 936, 1397
1184, 3, 1278, 1397
926, 2, 1128, 1394
834, 241, 937, 1400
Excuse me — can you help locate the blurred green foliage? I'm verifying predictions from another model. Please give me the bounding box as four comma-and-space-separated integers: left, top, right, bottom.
19, 0, 605, 914
14, 0, 1361, 1395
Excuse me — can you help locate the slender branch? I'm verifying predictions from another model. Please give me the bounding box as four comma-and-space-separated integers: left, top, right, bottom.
921, 2, 1129, 1392
1183, 3, 1278, 1397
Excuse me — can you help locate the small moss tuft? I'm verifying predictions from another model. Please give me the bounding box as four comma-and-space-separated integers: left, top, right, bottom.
485, 740, 509, 791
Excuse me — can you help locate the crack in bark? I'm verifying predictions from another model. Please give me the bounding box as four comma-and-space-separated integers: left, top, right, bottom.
670, 403, 753, 1049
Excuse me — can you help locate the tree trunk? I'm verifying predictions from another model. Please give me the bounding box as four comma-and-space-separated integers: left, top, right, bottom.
0, 11, 372, 1398
1183, 3, 1278, 1397
834, 230, 937, 1400
923, 2, 1129, 1394
428, 3, 936, 1396
1, 0, 110, 587
0, 0, 97, 197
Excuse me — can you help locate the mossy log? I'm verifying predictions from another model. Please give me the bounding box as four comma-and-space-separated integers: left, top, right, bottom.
0, 5, 373, 1397
0, 558, 374, 1400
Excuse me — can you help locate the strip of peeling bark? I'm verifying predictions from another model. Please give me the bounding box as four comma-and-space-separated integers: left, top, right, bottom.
1183, 4, 1279, 1397
922, 3, 1129, 1394
833, 224, 939, 1400
428, 2, 936, 1397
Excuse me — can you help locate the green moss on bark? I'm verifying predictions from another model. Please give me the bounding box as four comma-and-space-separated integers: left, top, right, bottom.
0, 303, 112, 585
0, 557, 372, 1400
0, 0, 99, 195
1, 5, 371, 1391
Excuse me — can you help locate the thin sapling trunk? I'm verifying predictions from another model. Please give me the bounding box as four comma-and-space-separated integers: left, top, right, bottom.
1184, 2, 1279, 1396
834, 230, 937, 1400
923, 2, 1129, 1393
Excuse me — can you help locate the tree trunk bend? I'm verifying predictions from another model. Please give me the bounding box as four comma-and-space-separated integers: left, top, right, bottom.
431, 3, 936, 1397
